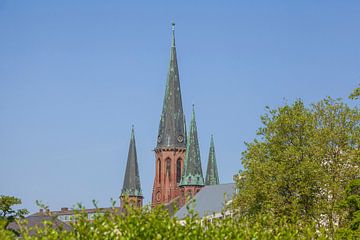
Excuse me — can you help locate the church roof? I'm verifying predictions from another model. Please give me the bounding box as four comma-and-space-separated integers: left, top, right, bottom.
175, 183, 236, 219
179, 106, 204, 186
121, 126, 142, 197
156, 23, 186, 149
205, 135, 220, 185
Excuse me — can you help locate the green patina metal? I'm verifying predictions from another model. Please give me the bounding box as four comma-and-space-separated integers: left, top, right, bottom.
180, 106, 205, 186
121, 126, 143, 197
156, 23, 187, 149
205, 135, 220, 185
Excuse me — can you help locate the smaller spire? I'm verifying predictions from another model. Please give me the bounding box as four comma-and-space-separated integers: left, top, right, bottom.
180, 105, 204, 186
121, 126, 142, 197
205, 135, 220, 185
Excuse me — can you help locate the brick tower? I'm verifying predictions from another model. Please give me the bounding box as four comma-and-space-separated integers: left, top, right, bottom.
152, 23, 187, 207
120, 126, 143, 208
179, 106, 205, 206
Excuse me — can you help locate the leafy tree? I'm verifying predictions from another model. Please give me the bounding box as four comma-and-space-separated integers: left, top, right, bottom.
234, 98, 360, 237
337, 178, 360, 238
0, 195, 28, 230
349, 85, 360, 100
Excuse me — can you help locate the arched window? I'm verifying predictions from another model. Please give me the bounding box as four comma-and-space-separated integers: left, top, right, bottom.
188, 190, 193, 199
166, 158, 171, 181
158, 159, 161, 183
176, 158, 182, 183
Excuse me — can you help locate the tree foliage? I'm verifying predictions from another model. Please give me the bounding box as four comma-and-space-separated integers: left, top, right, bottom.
0, 195, 28, 230
349, 85, 360, 100
0, 203, 328, 239
234, 97, 360, 237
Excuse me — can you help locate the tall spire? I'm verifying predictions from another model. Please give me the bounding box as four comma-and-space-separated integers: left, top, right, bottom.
121, 126, 142, 197
180, 105, 204, 186
205, 135, 220, 185
156, 23, 186, 149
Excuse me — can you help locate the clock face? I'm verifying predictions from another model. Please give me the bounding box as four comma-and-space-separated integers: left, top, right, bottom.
177, 135, 184, 143
157, 135, 162, 143
156, 191, 161, 202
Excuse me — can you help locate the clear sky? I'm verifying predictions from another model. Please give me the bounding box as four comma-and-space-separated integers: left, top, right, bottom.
1, 1, 359, 214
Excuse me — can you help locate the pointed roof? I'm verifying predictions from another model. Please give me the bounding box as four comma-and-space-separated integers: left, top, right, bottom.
180, 106, 204, 186
205, 135, 220, 185
156, 23, 186, 149
121, 126, 142, 197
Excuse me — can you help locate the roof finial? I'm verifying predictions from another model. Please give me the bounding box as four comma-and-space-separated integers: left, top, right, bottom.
171, 22, 176, 47
131, 124, 135, 139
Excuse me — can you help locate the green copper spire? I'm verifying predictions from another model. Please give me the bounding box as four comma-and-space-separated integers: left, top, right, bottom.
205, 135, 220, 185
121, 126, 142, 197
180, 106, 205, 186
156, 23, 186, 149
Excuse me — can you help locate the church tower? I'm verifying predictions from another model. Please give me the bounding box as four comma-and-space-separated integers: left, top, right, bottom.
179, 106, 205, 206
120, 126, 143, 208
152, 23, 187, 207
205, 135, 220, 185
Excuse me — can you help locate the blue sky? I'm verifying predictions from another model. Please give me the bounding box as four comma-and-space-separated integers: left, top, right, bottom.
0, 1, 359, 214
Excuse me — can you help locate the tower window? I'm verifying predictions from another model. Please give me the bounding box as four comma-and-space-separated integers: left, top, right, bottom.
166, 158, 171, 181
176, 158, 181, 183
158, 159, 161, 183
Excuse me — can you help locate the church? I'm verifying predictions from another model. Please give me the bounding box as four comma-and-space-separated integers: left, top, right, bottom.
26, 24, 234, 224
120, 23, 228, 212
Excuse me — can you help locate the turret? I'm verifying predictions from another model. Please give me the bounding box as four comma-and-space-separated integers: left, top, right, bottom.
205, 135, 220, 185
120, 126, 143, 208
179, 105, 205, 205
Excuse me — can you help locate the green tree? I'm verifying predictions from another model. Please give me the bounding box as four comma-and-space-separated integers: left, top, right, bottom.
349, 85, 360, 100
337, 178, 360, 238
0, 195, 28, 230
234, 98, 360, 236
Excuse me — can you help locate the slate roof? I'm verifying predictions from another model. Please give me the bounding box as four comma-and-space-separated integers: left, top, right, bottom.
175, 183, 236, 219
7, 214, 72, 235
156, 23, 187, 149
121, 126, 142, 197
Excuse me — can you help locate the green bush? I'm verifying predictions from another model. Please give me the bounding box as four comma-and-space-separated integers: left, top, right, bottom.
0, 203, 330, 239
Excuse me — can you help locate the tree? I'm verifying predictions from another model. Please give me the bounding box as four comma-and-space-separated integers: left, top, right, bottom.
337, 178, 360, 238
349, 85, 360, 100
234, 98, 360, 236
0, 196, 28, 230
